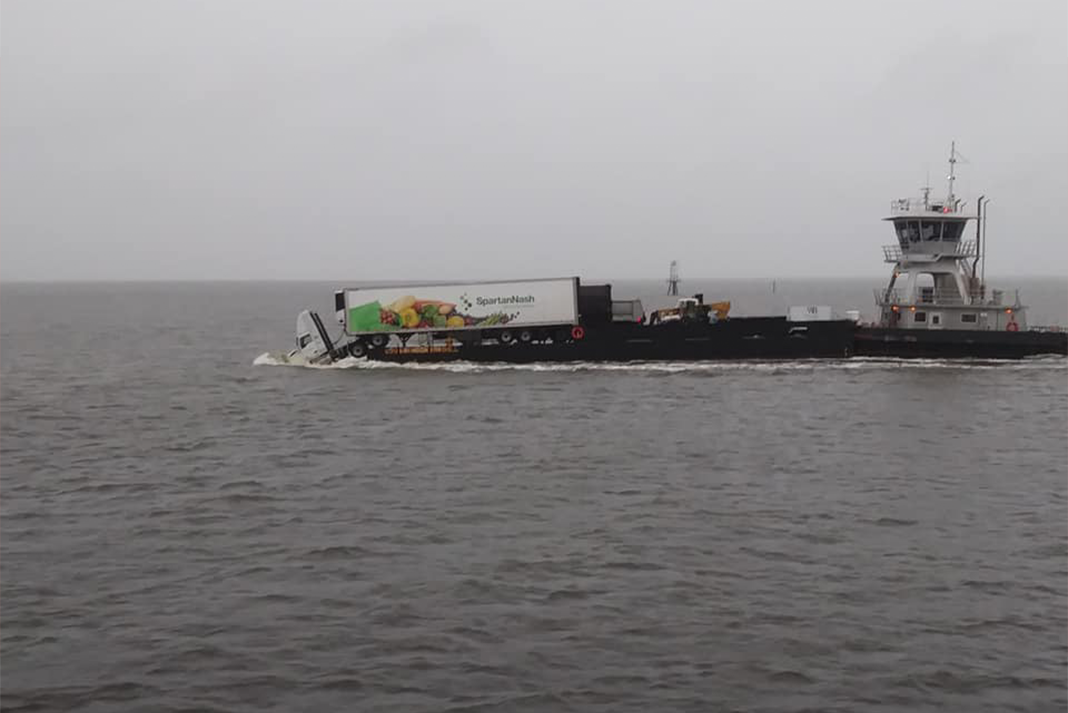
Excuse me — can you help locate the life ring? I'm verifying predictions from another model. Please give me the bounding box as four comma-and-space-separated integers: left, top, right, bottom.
571, 325, 585, 340
1006, 321, 1019, 332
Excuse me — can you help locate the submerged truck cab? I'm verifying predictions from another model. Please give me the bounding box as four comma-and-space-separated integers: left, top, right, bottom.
293, 310, 335, 364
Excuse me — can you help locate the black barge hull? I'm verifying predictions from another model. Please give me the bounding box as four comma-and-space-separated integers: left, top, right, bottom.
333, 320, 1067, 365
855, 327, 1068, 359
370, 317, 858, 363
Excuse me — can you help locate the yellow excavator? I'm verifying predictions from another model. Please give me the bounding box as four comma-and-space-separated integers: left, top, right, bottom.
650, 294, 731, 325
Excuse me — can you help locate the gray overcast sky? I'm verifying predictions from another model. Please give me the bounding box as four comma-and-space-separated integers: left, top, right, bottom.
2, 0, 1065, 281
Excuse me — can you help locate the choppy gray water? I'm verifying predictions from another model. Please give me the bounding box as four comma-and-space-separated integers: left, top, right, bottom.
2, 280, 1066, 712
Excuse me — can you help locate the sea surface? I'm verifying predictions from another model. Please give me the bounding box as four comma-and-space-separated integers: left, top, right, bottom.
2, 279, 1066, 713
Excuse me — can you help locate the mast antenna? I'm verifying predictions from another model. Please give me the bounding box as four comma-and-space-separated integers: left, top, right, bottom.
667, 260, 680, 296
947, 141, 969, 206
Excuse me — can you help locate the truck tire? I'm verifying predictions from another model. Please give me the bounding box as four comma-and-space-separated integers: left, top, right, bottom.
518, 329, 534, 343
348, 341, 367, 358
369, 334, 389, 349
498, 329, 515, 344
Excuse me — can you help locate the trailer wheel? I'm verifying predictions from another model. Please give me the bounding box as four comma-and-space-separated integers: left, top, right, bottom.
518, 329, 534, 343
369, 333, 389, 349
348, 341, 367, 358
498, 329, 515, 344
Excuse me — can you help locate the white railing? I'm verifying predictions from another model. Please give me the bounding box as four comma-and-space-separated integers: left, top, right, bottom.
875, 288, 964, 305
882, 246, 903, 262
889, 197, 964, 215
882, 240, 977, 262
874, 287, 1006, 307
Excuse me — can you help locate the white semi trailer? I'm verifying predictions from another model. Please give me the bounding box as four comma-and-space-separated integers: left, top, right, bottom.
293, 277, 581, 363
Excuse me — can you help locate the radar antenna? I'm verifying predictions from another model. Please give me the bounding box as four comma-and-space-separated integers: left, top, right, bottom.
667, 261, 680, 296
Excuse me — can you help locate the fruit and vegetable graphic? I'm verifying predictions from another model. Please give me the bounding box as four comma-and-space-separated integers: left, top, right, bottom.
347, 293, 519, 333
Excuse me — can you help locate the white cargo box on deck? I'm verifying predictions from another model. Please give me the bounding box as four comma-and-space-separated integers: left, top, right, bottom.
611, 299, 644, 322
787, 305, 833, 322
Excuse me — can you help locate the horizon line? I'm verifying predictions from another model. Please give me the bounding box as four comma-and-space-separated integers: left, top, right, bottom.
3, 272, 1067, 285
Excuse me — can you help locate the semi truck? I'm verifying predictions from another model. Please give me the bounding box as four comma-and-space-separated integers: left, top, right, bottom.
293, 277, 583, 363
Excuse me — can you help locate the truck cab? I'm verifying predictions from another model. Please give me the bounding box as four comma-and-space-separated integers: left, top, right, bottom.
291, 310, 335, 364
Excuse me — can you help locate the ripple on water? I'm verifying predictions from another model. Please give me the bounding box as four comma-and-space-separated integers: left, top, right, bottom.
2, 283, 1066, 713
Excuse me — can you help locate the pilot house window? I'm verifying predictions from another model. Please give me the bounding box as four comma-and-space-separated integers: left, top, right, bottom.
921, 221, 943, 241
914, 311, 927, 323
894, 220, 922, 245
907, 221, 921, 242
941, 221, 965, 241
894, 220, 908, 245
961, 313, 977, 323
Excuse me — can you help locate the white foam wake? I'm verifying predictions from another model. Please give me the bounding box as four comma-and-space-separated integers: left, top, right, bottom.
252, 352, 286, 366
252, 352, 1065, 373
252, 352, 365, 369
